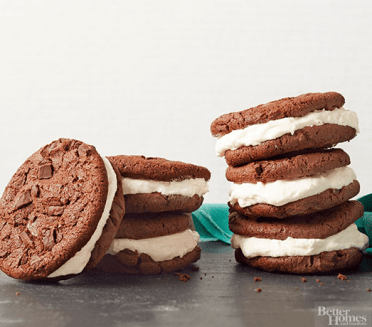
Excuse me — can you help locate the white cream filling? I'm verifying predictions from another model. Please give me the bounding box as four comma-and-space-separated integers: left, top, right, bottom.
107, 229, 200, 262
231, 223, 369, 258
215, 107, 359, 157
229, 166, 356, 208
122, 177, 209, 197
48, 156, 117, 278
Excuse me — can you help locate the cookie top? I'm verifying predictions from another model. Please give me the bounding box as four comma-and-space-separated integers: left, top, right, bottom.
115, 212, 193, 240
226, 148, 350, 183
108, 155, 211, 182
0, 138, 123, 280
229, 201, 363, 240
211, 92, 345, 137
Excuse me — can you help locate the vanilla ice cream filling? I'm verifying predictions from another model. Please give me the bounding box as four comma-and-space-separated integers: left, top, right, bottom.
107, 229, 200, 262
229, 166, 356, 208
48, 156, 117, 278
215, 107, 359, 156
231, 223, 369, 258
122, 177, 209, 197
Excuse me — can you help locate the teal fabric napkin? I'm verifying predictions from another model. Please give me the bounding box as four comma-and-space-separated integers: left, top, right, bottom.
357, 194, 372, 255
192, 204, 232, 244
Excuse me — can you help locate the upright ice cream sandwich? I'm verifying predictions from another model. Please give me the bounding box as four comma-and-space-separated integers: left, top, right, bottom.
211, 92, 359, 167
108, 155, 210, 213
0, 139, 125, 280
230, 201, 368, 273
226, 149, 360, 218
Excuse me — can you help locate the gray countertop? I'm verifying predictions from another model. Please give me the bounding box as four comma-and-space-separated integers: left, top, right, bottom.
0, 242, 371, 327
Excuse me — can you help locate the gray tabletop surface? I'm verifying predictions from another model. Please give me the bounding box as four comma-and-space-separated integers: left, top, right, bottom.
0, 241, 371, 327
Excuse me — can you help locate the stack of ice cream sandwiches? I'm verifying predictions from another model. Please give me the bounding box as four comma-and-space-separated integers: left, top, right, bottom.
97, 155, 211, 275
0, 139, 210, 281
211, 92, 369, 273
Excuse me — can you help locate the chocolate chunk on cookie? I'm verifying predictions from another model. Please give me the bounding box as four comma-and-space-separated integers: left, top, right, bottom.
0, 138, 125, 280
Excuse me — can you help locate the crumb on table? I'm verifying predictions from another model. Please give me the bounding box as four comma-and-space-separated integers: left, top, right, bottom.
254, 277, 262, 282
337, 273, 347, 281
175, 272, 191, 282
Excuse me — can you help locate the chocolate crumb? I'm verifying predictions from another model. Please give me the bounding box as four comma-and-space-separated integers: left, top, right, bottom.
200, 277, 203, 280
337, 273, 347, 280
175, 272, 191, 282
16, 292, 19, 296
254, 277, 262, 282
301, 277, 307, 283
191, 266, 199, 272
367, 289, 371, 292
211, 276, 214, 278
256, 288, 262, 293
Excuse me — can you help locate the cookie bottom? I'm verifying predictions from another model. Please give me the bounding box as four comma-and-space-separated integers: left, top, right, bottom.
229, 180, 360, 218
234, 247, 363, 274
125, 193, 204, 213
96, 246, 201, 275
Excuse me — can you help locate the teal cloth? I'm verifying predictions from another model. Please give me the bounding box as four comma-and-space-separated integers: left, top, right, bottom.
192, 204, 232, 244
357, 194, 372, 255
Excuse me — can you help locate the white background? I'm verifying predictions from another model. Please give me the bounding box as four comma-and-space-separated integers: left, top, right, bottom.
0, 0, 371, 203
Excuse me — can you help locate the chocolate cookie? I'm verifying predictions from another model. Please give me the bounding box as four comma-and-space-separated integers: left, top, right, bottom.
234, 247, 363, 274
96, 246, 201, 275
116, 212, 193, 240
211, 92, 345, 137
226, 148, 350, 184
229, 201, 363, 240
230, 180, 360, 218
0, 138, 125, 280
108, 155, 210, 213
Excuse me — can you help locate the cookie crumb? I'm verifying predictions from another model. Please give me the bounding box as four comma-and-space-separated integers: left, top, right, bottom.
295, 287, 299, 290
255, 288, 262, 293
200, 277, 203, 280
175, 273, 191, 282
337, 273, 347, 281
301, 277, 307, 283
367, 289, 371, 292
211, 276, 214, 278
254, 277, 262, 282
191, 266, 199, 272
16, 292, 19, 296
320, 282, 324, 285
316, 279, 321, 283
